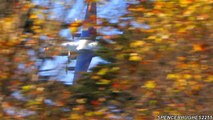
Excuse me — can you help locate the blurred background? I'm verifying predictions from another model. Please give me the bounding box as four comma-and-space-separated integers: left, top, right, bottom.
0, 0, 212, 119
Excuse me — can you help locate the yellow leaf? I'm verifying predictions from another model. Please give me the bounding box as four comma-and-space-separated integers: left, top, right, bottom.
178, 28, 186, 33
76, 99, 86, 104
22, 85, 35, 91
183, 74, 192, 79
72, 107, 81, 111
161, 35, 169, 39
128, 8, 145, 12
137, 108, 147, 112
167, 74, 178, 79
69, 27, 78, 33
144, 81, 156, 89
186, 25, 195, 30
204, 75, 213, 82
30, 14, 38, 19
155, 38, 162, 43
70, 20, 82, 27
28, 100, 41, 105
96, 79, 111, 85
179, 0, 192, 7
129, 56, 142, 61
94, 111, 104, 115
110, 67, 120, 72
147, 36, 157, 40
34, 20, 43, 25
70, 113, 81, 119
152, 111, 160, 116
176, 79, 187, 87
129, 53, 142, 61
85, 112, 94, 116
130, 41, 145, 48
97, 68, 109, 75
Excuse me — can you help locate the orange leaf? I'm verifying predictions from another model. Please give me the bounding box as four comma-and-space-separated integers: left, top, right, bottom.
193, 44, 206, 52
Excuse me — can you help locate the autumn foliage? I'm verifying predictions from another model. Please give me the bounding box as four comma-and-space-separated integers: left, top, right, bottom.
0, 0, 213, 119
